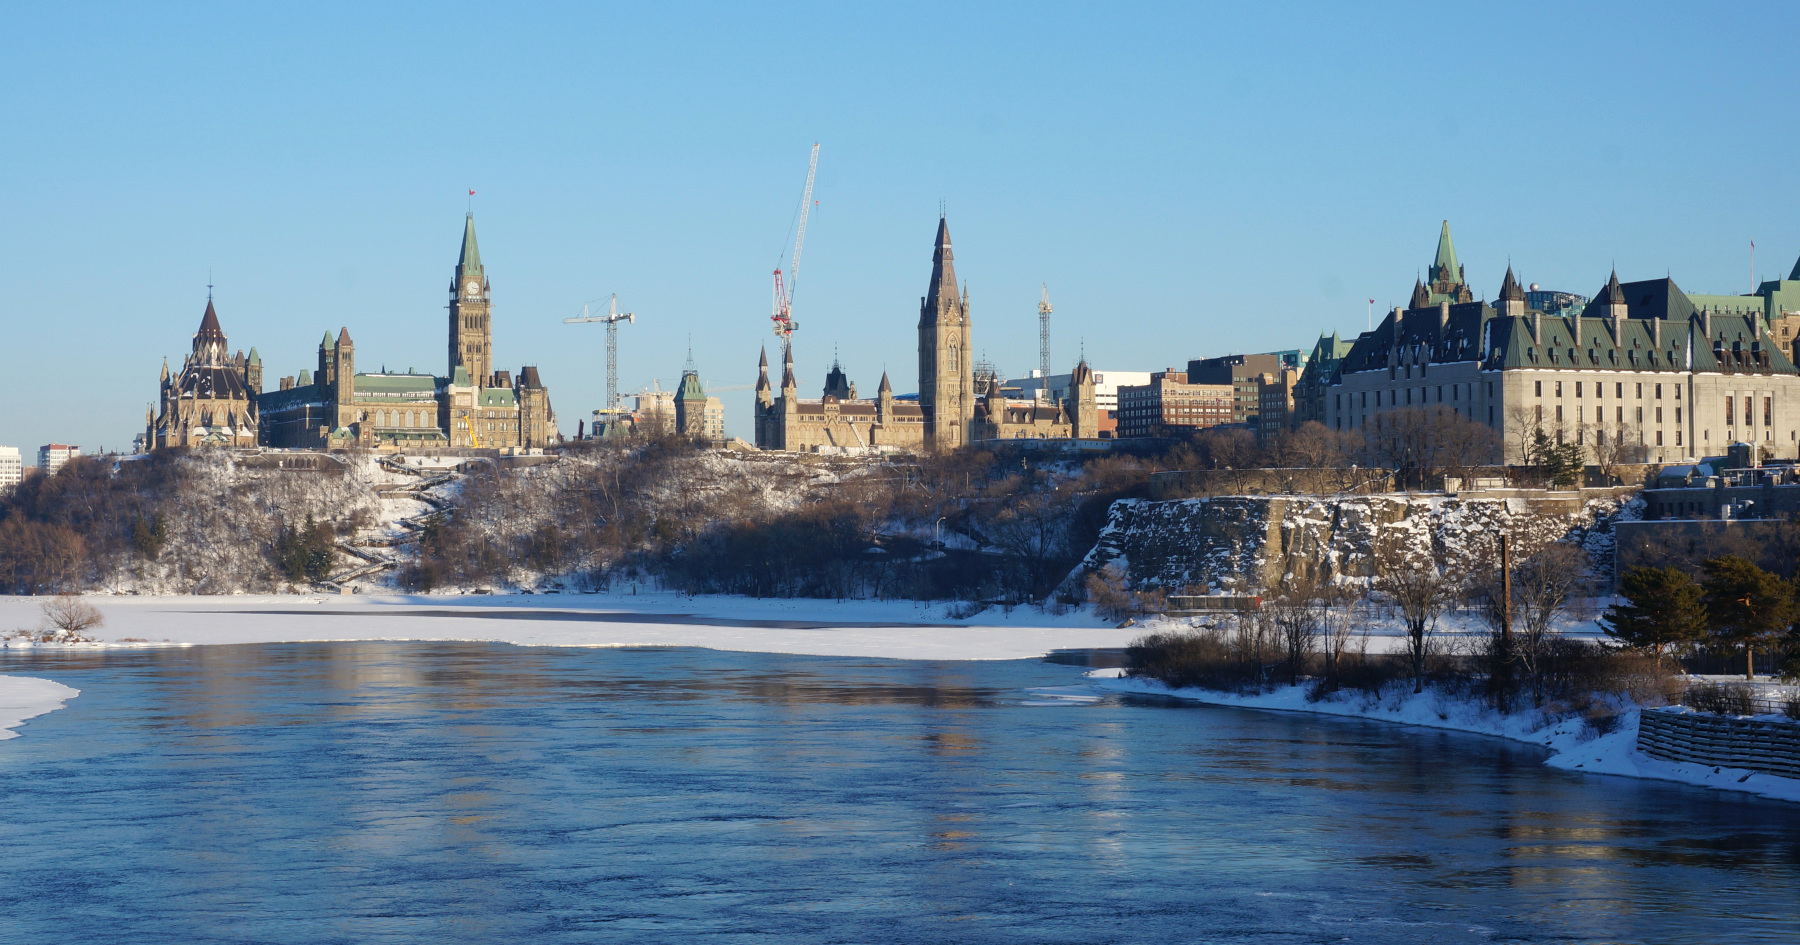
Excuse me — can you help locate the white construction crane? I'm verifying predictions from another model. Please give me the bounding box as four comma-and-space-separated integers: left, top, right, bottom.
770, 143, 820, 355
1038, 284, 1053, 379
564, 294, 637, 416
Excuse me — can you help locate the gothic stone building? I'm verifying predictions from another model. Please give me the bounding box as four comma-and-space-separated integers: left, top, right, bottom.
1324, 223, 1800, 465
256, 213, 558, 451
753, 216, 1093, 452
149, 299, 262, 449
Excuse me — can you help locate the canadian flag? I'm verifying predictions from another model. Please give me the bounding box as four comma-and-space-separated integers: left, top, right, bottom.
469, 189, 476, 196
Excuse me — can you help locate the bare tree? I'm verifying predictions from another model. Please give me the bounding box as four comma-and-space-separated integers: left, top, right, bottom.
1589, 426, 1646, 485
1374, 551, 1458, 693
40, 594, 104, 642
1363, 407, 1501, 491
1266, 577, 1323, 686
1318, 583, 1367, 690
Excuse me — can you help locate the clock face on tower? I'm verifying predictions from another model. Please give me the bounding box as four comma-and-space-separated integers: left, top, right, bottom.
464, 281, 481, 298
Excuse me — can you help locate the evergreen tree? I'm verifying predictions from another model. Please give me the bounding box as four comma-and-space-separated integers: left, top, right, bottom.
1601, 565, 1707, 665
1700, 555, 1794, 680
1528, 427, 1585, 488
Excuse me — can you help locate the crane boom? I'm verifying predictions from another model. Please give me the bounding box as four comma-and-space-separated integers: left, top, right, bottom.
787, 143, 819, 306
770, 142, 820, 349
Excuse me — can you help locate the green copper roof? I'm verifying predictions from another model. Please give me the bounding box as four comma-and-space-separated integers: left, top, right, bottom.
677, 369, 707, 401
297, 368, 312, 386
247, 347, 260, 364
478, 388, 516, 408
1429, 221, 1460, 285
450, 366, 473, 387
352, 373, 438, 400
320, 331, 333, 349
459, 213, 482, 272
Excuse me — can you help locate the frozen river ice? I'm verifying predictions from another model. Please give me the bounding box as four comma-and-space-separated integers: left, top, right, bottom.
2, 642, 1797, 944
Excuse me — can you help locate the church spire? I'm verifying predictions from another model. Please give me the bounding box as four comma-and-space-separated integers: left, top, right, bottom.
1409, 277, 1429, 310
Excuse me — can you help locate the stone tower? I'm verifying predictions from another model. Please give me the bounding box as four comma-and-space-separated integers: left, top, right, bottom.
449, 213, 492, 385
1070, 359, 1098, 438
918, 216, 973, 449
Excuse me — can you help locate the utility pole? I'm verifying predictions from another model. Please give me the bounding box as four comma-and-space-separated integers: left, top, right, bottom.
1498, 533, 1514, 705
1038, 284, 1052, 379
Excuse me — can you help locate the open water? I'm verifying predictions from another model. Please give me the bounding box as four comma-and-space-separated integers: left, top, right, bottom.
1, 642, 1797, 944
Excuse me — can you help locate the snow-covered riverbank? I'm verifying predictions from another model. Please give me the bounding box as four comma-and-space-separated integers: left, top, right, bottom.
0, 676, 79, 740
1091, 669, 1800, 804
0, 593, 1139, 661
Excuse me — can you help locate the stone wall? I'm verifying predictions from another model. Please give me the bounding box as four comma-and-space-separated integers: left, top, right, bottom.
1637, 708, 1800, 779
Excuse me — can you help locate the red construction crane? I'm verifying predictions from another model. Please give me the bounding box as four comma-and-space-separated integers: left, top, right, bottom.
770, 143, 819, 354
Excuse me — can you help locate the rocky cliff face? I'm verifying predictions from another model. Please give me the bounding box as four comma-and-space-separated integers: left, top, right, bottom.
1075, 491, 1641, 593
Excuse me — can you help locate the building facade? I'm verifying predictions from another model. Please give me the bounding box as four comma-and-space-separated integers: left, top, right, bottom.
1115, 370, 1235, 438
0, 446, 21, 492
37, 444, 81, 474
254, 214, 559, 451
1257, 368, 1299, 438
1186, 352, 1304, 427
1324, 235, 1800, 465
1292, 332, 1357, 428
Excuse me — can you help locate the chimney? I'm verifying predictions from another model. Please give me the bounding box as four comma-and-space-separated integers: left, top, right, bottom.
1530, 312, 1541, 342
1438, 300, 1450, 335
1651, 318, 1661, 348
1702, 309, 1713, 343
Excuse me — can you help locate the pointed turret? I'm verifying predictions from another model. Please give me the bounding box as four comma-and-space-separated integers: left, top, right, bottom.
321, 331, 334, 350
1429, 221, 1461, 285
1499, 266, 1524, 302
1601, 269, 1625, 305
338, 326, 353, 347
1498, 266, 1526, 317
1790, 253, 1800, 282
755, 346, 771, 392
878, 370, 891, 394
247, 346, 260, 365
1409, 278, 1429, 310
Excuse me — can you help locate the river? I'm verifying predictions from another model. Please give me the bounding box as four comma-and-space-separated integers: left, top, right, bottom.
1, 643, 1796, 944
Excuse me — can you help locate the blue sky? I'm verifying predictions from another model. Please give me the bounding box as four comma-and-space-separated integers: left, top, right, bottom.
3, 2, 1796, 450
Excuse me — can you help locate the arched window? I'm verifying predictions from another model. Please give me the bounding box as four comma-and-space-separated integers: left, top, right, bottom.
948, 344, 960, 374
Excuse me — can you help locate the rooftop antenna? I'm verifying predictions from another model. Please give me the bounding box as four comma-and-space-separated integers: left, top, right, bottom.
207, 268, 213, 301
685, 334, 696, 373
1038, 283, 1052, 378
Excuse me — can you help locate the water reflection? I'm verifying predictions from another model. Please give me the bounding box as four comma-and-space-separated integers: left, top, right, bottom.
0, 642, 1797, 944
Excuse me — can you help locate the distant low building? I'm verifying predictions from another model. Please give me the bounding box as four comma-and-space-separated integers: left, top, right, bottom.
1115, 370, 1234, 438
1005, 368, 1145, 438
1257, 368, 1299, 438
0, 446, 21, 492
37, 444, 80, 475
1186, 351, 1305, 427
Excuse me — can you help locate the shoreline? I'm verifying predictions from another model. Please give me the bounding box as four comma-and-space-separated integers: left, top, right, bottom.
1089, 670, 1800, 805
0, 675, 80, 740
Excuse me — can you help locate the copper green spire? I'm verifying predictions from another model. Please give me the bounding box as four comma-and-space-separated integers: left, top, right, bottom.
458, 212, 482, 273
1428, 220, 1461, 286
